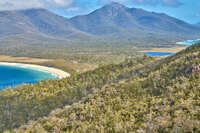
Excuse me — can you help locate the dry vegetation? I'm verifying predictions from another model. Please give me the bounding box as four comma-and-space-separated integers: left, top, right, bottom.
0, 56, 96, 74
0, 56, 52, 63
39, 59, 97, 74
140, 46, 187, 53
1, 43, 200, 132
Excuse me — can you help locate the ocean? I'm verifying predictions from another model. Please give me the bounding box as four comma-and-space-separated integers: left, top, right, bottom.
143, 52, 174, 56
0, 65, 57, 90
178, 39, 200, 46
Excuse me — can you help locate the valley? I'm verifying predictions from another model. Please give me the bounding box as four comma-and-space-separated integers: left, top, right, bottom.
0, 1, 200, 133
0, 2, 200, 53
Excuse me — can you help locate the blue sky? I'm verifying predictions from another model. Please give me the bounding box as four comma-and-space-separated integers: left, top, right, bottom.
51, 0, 200, 24
0, 0, 199, 24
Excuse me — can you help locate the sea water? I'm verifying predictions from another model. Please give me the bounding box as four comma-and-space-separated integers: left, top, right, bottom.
143, 52, 174, 56
178, 39, 200, 46
0, 65, 58, 90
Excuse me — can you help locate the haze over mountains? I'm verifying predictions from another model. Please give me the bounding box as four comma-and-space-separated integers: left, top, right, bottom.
196, 23, 200, 26
0, 2, 200, 47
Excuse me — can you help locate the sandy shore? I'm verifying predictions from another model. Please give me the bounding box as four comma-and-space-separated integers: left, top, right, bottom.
0, 62, 70, 79
140, 47, 187, 53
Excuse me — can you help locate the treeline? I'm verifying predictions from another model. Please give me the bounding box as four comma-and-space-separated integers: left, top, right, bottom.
0, 56, 154, 132
9, 43, 200, 133
0, 44, 140, 65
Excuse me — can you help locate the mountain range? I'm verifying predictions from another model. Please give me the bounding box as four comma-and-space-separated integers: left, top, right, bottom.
196, 22, 200, 26
0, 2, 200, 47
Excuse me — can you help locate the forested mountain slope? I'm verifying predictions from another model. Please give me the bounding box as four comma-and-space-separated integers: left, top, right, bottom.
0, 56, 154, 132
3, 43, 200, 132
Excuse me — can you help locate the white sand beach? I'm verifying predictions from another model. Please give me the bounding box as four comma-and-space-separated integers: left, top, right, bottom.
0, 62, 70, 79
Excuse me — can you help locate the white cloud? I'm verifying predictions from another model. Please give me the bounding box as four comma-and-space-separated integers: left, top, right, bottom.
0, 0, 183, 11
65, 7, 81, 12
196, 13, 200, 17
100, 0, 182, 7
55, 0, 73, 6
162, 0, 182, 7
100, 0, 128, 4
0, 0, 74, 11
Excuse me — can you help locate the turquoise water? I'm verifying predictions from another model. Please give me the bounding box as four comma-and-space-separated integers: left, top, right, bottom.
144, 52, 174, 56
179, 39, 200, 46
0, 65, 58, 91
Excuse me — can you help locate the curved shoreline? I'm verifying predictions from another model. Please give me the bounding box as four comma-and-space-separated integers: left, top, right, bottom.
0, 62, 70, 79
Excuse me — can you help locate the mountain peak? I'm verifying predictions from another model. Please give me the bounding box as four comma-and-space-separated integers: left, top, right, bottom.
104, 2, 126, 9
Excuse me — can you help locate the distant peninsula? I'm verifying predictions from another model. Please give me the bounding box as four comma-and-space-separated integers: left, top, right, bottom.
0, 62, 70, 79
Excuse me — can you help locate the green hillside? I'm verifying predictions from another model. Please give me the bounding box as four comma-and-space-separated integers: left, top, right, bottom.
1, 43, 199, 132
0, 55, 154, 132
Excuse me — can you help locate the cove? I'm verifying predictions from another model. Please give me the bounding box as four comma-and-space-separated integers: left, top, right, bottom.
143, 52, 174, 56
177, 39, 200, 46
0, 65, 58, 91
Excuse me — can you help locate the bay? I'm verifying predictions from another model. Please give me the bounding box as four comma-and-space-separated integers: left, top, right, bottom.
0, 65, 57, 90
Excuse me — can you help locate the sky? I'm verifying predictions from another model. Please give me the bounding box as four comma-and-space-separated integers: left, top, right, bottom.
0, 0, 199, 24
